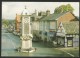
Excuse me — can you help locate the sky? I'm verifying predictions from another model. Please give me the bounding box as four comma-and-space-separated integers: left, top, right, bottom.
2, 2, 79, 19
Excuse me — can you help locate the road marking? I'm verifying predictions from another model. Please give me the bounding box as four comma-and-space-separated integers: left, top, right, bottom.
67, 53, 74, 57
56, 48, 74, 57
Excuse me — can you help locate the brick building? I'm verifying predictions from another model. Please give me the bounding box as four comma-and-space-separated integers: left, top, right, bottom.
56, 11, 78, 27
15, 14, 21, 33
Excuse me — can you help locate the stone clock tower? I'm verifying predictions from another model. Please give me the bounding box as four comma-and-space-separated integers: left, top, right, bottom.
19, 6, 35, 52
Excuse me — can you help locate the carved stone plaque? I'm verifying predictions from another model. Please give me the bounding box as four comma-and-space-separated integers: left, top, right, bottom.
23, 17, 30, 35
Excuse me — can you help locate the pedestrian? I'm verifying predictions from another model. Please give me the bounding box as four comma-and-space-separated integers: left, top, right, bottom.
35, 48, 37, 51
18, 47, 20, 52
18, 48, 20, 52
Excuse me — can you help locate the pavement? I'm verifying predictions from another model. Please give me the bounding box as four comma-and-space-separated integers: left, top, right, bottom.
1, 28, 78, 57
55, 47, 79, 57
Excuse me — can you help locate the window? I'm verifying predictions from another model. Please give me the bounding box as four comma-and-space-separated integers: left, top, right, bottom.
39, 31, 42, 34
38, 12, 41, 16
44, 32, 47, 36
49, 32, 55, 37
39, 22, 43, 31
45, 22, 48, 31
50, 22, 56, 29
31, 17, 35, 21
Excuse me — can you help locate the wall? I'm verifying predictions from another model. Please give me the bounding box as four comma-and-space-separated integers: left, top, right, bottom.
32, 21, 39, 31
73, 35, 79, 47
31, 21, 40, 41
15, 14, 21, 32
57, 37, 65, 46
50, 21, 56, 30
37, 20, 57, 42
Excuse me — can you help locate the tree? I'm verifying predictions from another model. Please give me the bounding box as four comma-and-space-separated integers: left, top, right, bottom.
2, 19, 16, 29
54, 4, 74, 14
66, 4, 74, 12
2, 19, 9, 27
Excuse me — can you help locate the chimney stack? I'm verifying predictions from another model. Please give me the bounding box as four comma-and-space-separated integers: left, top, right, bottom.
46, 10, 50, 16
35, 9, 38, 16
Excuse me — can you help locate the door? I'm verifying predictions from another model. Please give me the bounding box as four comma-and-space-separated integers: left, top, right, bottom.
67, 37, 73, 47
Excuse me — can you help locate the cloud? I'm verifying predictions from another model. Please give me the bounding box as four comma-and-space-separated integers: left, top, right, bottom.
2, 5, 8, 18
2, 2, 79, 19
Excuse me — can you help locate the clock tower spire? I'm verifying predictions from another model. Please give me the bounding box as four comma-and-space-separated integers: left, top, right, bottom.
19, 6, 35, 53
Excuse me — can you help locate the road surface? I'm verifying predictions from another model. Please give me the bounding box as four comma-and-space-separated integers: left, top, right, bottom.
1, 28, 71, 57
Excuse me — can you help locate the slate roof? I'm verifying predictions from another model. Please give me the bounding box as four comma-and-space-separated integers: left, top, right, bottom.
40, 11, 70, 21
62, 21, 79, 34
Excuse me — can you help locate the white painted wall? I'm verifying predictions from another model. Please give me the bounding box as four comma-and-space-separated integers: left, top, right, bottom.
58, 38, 64, 45
73, 35, 79, 47
32, 21, 39, 30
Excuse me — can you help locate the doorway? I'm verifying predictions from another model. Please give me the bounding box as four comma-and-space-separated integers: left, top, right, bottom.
67, 37, 73, 47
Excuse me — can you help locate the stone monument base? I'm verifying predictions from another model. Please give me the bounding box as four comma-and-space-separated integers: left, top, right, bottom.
17, 47, 36, 53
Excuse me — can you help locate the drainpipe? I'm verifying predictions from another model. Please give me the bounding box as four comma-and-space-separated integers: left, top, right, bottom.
56, 20, 58, 47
